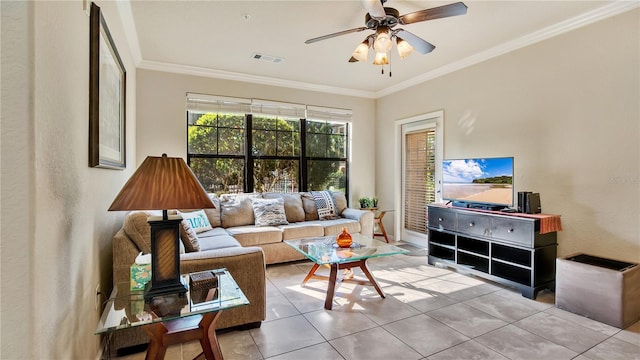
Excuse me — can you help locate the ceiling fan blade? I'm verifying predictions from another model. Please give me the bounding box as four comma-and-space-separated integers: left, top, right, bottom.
361, 0, 386, 19
395, 29, 435, 55
305, 27, 368, 44
349, 56, 359, 63
399, 2, 468, 25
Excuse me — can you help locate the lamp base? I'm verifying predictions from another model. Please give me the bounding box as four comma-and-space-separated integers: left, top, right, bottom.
144, 216, 187, 302
144, 280, 187, 302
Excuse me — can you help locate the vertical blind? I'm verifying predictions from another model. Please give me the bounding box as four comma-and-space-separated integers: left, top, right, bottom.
404, 129, 436, 234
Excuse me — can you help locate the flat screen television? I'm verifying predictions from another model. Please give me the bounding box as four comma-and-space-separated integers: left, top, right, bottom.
442, 157, 514, 208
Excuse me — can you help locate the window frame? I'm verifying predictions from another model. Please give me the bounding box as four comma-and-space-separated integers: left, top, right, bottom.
186, 99, 350, 198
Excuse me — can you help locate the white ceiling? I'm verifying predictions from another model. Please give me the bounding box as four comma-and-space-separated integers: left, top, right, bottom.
124, 0, 636, 98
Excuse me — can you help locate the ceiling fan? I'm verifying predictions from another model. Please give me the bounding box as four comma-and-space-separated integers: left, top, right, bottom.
305, 0, 467, 71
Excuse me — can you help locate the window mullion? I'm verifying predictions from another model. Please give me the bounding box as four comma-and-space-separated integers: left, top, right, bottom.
245, 114, 253, 193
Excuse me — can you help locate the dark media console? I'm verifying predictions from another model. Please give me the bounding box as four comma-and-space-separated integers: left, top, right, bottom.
427, 204, 558, 299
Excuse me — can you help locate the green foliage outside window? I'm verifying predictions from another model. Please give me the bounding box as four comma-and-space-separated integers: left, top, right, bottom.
187, 111, 348, 196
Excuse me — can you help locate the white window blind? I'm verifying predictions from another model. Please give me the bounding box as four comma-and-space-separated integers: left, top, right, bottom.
306, 105, 352, 122
251, 99, 306, 118
186, 93, 252, 114
404, 128, 436, 234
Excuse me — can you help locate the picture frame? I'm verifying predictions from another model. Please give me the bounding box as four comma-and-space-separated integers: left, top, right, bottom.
89, 3, 126, 169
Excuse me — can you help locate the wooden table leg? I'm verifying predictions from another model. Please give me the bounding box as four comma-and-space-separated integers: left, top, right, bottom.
324, 264, 339, 310
359, 260, 385, 298
301, 263, 320, 286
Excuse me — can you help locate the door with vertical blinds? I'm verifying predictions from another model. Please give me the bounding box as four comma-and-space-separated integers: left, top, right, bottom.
402, 127, 436, 246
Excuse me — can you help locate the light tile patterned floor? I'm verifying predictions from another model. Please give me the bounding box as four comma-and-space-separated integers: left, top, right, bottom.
112, 245, 640, 360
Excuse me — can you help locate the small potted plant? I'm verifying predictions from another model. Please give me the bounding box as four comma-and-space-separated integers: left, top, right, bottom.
358, 197, 377, 209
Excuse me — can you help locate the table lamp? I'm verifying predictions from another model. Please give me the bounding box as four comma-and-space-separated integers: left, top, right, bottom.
109, 154, 214, 301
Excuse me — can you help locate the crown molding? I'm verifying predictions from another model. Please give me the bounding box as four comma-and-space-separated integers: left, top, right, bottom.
376, 1, 639, 98
138, 60, 378, 99
120, 0, 637, 100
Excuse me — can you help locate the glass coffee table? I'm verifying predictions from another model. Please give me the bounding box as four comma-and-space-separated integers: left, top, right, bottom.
286, 234, 408, 309
95, 268, 248, 359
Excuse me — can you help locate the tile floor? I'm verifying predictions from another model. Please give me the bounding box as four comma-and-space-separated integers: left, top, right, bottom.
113, 247, 640, 360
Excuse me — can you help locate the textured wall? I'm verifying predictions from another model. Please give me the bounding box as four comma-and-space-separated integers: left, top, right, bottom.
1, 1, 137, 358
376, 10, 640, 262
136, 69, 377, 206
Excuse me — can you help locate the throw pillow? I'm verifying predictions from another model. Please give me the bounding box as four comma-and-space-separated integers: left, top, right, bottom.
177, 209, 213, 233
220, 194, 260, 228
331, 191, 347, 215
203, 193, 222, 227
311, 190, 340, 220
179, 220, 200, 252
263, 193, 305, 223
251, 198, 289, 227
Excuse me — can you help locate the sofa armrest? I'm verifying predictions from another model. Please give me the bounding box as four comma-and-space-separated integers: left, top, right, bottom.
341, 208, 374, 238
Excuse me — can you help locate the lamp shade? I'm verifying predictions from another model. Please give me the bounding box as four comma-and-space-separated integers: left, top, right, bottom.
373, 52, 389, 65
109, 154, 214, 211
351, 41, 369, 62
396, 37, 415, 59
373, 27, 393, 53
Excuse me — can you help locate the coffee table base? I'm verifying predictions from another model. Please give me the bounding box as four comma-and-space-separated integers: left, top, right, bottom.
302, 259, 385, 310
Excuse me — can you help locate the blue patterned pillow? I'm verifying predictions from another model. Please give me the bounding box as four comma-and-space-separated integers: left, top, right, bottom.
177, 209, 213, 233
251, 198, 289, 227
311, 190, 340, 220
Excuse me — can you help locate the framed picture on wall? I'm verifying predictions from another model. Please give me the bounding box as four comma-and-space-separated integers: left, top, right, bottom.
89, 3, 126, 169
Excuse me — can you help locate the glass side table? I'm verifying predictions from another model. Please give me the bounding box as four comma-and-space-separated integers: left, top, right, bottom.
96, 268, 249, 359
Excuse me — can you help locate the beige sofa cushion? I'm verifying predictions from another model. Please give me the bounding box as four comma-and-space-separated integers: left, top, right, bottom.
226, 226, 283, 246
301, 192, 320, 221
197, 235, 241, 251
311, 218, 361, 236
263, 193, 305, 223
279, 223, 324, 240
220, 193, 261, 228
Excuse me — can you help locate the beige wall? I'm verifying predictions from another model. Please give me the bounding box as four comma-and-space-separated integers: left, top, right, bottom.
376, 10, 639, 262
1, 1, 137, 358
136, 70, 377, 204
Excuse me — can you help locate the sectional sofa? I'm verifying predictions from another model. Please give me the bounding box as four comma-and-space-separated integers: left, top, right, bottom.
110, 190, 373, 352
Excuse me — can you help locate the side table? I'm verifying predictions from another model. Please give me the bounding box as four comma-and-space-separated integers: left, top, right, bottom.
96, 268, 249, 359
361, 208, 393, 243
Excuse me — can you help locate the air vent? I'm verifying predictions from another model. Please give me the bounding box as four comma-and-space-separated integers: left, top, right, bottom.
251, 53, 285, 64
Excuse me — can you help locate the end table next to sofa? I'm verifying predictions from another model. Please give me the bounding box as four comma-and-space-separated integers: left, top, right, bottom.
96, 268, 248, 359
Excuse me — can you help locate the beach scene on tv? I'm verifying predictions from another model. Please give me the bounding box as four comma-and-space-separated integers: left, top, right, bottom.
442, 157, 513, 206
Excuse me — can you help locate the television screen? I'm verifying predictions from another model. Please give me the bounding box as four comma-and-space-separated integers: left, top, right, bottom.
442, 157, 514, 207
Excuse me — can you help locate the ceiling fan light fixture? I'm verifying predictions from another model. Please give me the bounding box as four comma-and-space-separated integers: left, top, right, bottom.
373, 52, 389, 66
351, 41, 370, 62
373, 27, 393, 53
396, 37, 414, 59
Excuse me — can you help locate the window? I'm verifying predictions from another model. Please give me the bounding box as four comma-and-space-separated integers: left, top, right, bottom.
186, 94, 350, 197
404, 129, 436, 234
